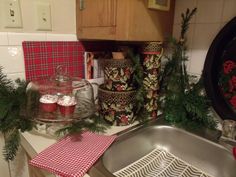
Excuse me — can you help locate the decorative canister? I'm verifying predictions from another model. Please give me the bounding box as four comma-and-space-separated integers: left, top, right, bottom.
141, 42, 163, 118
98, 85, 137, 126
101, 59, 135, 91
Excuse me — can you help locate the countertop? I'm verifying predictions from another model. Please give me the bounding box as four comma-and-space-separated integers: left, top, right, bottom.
20, 122, 138, 177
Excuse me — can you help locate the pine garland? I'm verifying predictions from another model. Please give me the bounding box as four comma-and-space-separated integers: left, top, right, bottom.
0, 67, 34, 161
159, 8, 217, 130
128, 50, 150, 122
55, 113, 110, 136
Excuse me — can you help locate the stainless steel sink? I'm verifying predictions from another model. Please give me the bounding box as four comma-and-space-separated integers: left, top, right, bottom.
89, 119, 236, 177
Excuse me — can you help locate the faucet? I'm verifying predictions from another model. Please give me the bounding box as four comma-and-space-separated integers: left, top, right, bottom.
216, 118, 236, 159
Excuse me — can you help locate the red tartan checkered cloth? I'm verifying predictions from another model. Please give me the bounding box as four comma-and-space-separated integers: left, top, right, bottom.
29, 132, 117, 177
22, 41, 85, 81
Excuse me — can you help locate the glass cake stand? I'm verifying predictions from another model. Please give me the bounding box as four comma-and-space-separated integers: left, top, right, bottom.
32, 99, 96, 137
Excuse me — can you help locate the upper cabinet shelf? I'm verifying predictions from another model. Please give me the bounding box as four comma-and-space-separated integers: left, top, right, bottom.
76, 0, 175, 41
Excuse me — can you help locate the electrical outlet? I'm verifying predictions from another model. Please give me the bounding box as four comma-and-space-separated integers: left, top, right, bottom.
3, 0, 22, 28
35, 3, 52, 31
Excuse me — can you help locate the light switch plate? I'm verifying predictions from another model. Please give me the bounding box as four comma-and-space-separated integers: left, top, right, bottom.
35, 3, 52, 31
3, 0, 22, 28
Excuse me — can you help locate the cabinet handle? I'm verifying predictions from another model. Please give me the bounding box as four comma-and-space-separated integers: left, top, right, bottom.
79, 0, 85, 10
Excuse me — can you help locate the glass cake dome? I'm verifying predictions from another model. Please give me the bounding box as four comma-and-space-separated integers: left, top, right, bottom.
26, 65, 96, 123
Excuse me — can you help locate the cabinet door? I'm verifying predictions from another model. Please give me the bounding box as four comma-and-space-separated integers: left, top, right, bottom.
77, 0, 117, 40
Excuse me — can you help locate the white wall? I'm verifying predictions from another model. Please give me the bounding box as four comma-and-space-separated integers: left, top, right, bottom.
173, 0, 236, 76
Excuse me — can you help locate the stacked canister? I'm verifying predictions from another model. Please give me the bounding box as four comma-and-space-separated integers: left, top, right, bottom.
98, 57, 137, 126
141, 42, 163, 119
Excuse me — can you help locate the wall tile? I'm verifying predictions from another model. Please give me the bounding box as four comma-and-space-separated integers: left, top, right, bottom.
222, 0, 236, 23
7, 72, 25, 81
189, 49, 208, 74
46, 33, 77, 41
0, 32, 8, 46
174, 0, 197, 24
0, 46, 25, 73
186, 50, 192, 72
196, 0, 224, 23
192, 23, 221, 50
8, 33, 47, 45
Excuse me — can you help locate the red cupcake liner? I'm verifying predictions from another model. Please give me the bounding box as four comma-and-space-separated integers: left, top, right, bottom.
40, 103, 57, 113
58, 104, 76, 116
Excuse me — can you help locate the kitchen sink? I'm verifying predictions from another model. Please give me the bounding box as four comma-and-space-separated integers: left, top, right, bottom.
89, 119, 236, 177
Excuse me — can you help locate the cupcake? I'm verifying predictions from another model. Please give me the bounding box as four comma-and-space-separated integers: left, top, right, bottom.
57, 96, 77, 116
39, 94, 58, 113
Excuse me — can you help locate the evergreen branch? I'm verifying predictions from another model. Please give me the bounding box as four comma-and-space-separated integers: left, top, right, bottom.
127, 50, 149, 122
3, 129, 20, 161
56, 114, 110, 136
159, 8, 216, 130
0, 68, 35, 161
0, 67, 14, 92
180, 8, 197, 40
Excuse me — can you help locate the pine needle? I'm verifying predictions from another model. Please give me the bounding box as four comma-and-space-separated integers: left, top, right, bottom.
159, 8, 217, 130
3, 129, 20, 161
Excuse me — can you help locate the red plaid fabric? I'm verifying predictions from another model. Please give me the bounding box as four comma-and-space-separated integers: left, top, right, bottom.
30, 131, 116, 177
22, 41, 85, 81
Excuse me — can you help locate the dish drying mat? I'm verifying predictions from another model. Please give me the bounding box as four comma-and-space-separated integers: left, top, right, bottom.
114, 148, 213, 177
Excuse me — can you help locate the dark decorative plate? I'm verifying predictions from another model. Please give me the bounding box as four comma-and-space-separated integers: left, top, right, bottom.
203, 17, 236, 121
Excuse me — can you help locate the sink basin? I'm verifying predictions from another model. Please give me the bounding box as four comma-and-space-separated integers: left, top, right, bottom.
89, 120, 236, 177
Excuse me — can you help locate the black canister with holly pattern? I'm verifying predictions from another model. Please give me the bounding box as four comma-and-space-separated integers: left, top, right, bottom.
141, 42, 163, 119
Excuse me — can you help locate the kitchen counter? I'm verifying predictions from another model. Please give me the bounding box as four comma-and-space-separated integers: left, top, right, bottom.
20, 122, 138, 177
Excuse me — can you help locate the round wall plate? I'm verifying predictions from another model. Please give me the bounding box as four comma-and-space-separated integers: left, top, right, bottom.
203, 17, 236, 121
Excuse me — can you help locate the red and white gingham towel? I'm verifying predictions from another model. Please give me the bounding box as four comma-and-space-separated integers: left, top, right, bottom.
29, 132, 117, 177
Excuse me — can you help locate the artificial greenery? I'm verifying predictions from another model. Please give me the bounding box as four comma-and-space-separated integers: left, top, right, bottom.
128, 50, 150, 122
159, 8, 217, 130
0, 67, 34, 161
55, 113, 110, 136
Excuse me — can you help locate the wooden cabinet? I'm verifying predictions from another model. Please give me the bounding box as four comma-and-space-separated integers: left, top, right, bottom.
76, 0, 175, 41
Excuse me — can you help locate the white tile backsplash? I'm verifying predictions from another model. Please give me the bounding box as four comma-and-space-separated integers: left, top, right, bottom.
195, 0, 224, 23
189, 49, 208, 75
0, 32, 8, 45
0, 46, 25, 73
173, 0, 236, 75
222, 0, 236, 22
7, 72, 25, 81
185, 50, 192, 72
46, 33, 77, 41
0, 32, 76, 80
192, 23, 221, 49
8, 32, 47, 45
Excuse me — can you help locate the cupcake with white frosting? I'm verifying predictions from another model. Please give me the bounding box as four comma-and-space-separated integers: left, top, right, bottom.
57, 95, 77, 116
39, 94, 58, 113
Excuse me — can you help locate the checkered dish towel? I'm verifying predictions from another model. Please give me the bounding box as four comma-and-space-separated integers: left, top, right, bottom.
29, 132, 117, 177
